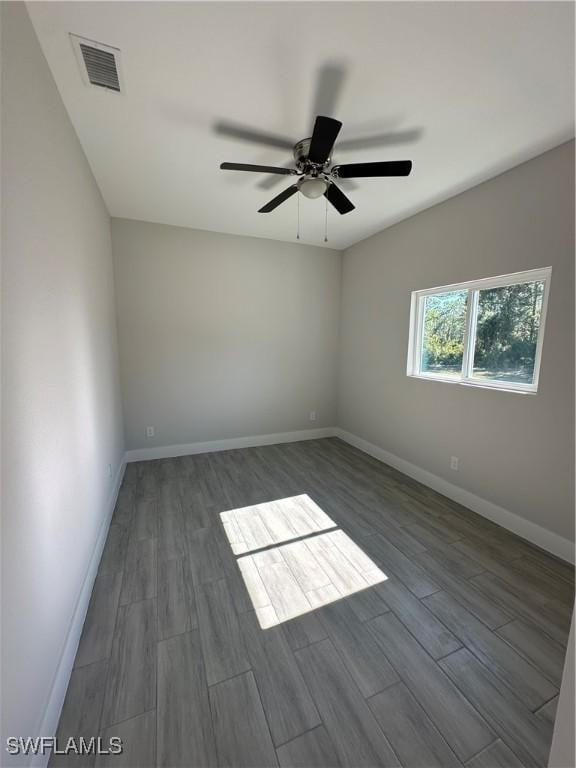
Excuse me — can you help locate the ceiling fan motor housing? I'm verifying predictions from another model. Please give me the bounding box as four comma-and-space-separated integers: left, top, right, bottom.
293, 137, 331, 197
293, 138, 330, 173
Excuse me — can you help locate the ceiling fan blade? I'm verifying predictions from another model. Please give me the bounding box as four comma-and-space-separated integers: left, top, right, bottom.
338, 129, 422, 151
214, 120, 295, 151
220, 163, 297, 175
333, 161, 412, 178
258, 184, 299, 213
324, 182, 355, 215
311, 62, 347, 122
308, 116, 342, 165
258, 163, 296, 190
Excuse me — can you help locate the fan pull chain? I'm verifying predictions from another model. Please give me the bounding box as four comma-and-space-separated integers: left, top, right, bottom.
324, 197, 329, 243
296, 193, 300, 240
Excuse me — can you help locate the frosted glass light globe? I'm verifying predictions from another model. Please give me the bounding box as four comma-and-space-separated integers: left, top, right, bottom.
298, 177, 328, 199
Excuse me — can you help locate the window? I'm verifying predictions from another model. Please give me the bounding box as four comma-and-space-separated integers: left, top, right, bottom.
407, 267, 551, 393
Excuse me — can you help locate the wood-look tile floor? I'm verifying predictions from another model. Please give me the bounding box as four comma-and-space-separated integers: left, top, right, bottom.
52, 438, 574, 768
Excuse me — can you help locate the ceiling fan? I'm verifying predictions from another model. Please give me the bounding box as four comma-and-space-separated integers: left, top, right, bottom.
219, 115, 412, 215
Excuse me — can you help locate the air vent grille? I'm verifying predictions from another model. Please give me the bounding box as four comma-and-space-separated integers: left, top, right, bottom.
79, 43, 120, 91
70, 34, 123, 93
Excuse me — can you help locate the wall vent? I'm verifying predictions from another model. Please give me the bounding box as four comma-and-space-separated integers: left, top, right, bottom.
70, 34, 123, 93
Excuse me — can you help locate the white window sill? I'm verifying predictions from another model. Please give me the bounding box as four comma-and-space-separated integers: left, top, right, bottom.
407, 373, 537, 395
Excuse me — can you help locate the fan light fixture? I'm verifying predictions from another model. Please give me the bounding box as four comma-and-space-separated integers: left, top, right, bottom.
298, 176, 328, 199
219, 114, 413, 215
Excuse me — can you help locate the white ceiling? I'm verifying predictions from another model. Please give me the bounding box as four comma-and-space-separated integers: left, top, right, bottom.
28, 1, 574, 250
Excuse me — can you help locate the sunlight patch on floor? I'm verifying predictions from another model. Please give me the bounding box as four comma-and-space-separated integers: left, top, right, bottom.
220, 495, 387, 628
220, 494, 337, 554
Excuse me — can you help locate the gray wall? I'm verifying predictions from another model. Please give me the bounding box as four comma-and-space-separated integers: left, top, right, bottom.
338, 141, 575, 542
1, 3, 124, 758
112, 219, 341, 450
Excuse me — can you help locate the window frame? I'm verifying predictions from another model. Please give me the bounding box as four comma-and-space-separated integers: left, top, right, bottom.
407, 267, 552, 394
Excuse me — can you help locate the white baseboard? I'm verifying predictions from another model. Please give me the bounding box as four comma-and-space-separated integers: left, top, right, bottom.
125, 427, 337, 462
32, 459, 126, 767
335, 428, 575, 565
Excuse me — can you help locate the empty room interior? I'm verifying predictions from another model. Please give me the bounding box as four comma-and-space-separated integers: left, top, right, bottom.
2, 2, 576, 767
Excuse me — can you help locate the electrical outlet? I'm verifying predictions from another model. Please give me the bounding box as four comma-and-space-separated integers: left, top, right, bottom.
309, 410, 317, 422
146, 426, 155, 439
450, 456, 459, 471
